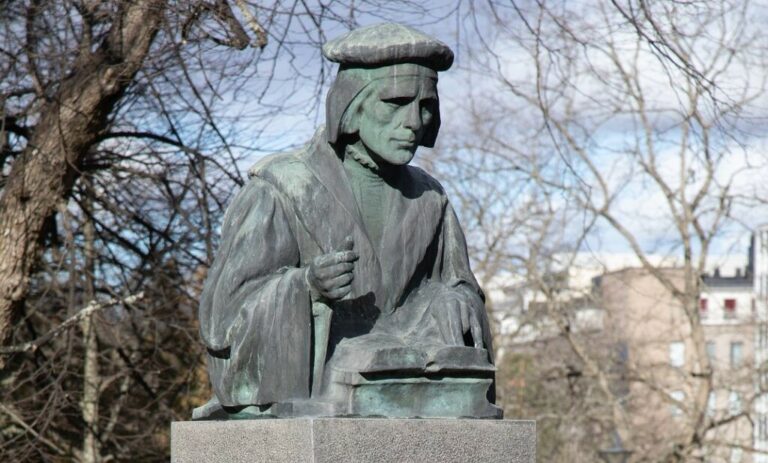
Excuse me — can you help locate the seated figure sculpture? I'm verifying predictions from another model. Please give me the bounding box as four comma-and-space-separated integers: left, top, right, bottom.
194, 23, 501, 419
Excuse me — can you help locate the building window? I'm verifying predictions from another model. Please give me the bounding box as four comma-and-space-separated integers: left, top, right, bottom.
762, 274, 768, 298
730, 342, 743, 368
729, 391, 742, 415
760, 414, 768, 442
707, 391, 716, 417
764, 275, 768, 298
725, 298, 737, 318
670, 390, 685, 417
706, 341, 716, 363
616, 341, 629, 364
670, 342, 685, 368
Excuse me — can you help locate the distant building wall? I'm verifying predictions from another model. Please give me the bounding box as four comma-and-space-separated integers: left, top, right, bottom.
489, 227, 768, 461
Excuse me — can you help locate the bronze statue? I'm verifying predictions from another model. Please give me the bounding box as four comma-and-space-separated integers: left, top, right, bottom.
194, 23, 500, 419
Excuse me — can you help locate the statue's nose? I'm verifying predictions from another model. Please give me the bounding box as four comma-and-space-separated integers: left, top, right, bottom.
402, 101, 422, 132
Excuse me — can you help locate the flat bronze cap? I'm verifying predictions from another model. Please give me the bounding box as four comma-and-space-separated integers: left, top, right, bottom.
322, 23, 454, 71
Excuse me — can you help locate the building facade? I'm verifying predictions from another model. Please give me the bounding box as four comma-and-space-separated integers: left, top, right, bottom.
493, 225, 768, 461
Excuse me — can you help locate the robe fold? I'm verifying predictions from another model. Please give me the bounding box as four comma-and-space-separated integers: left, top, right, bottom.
199, 127, 493, 408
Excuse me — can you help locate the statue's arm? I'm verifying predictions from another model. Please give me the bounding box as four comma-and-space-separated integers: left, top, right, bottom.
437, 202, 484, 301
433, 201, 494, 355
198, 176, 307, 352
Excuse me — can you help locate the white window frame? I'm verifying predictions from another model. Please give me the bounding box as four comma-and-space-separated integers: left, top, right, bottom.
670, 390, 685, 417
729, 391, 742, 415
670, 341, 685, 368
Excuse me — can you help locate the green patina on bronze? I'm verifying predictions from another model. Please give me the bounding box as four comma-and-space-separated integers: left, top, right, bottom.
194, 23, 500, 420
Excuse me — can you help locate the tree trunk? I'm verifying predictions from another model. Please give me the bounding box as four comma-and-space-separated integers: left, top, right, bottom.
80, 196, 100, 463
0, 0, 166, 353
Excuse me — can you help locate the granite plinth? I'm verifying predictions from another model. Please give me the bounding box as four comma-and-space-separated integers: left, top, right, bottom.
171, 418, 535, 463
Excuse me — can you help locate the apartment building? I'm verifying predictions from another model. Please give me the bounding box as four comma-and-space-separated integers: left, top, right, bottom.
600, 266, 756, 461
492, 225, 768, 461
599, 226, 768, 462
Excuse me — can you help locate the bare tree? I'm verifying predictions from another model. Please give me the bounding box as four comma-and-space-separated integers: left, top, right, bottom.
0, 1, 453, 460
428, 0, 768, 460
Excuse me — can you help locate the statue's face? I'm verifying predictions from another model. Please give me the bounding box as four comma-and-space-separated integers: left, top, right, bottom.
356, 75, 438, 166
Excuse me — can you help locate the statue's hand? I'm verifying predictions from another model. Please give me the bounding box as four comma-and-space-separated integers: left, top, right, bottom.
435, 290, 483, 349
306, 236, 358, 301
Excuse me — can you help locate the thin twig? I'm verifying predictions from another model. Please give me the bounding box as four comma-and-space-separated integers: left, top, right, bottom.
0, 293, 144, 355
0, 403, 67, 456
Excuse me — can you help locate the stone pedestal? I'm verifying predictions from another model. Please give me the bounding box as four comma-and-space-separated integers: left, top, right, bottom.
171, 418, 535, 462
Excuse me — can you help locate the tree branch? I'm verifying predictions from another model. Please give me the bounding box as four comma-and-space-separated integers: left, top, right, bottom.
0, 292, 144, 355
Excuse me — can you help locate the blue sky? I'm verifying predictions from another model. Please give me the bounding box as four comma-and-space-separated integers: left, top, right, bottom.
209, 1, 768, 266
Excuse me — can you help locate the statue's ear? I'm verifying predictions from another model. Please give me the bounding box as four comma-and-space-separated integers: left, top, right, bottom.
420, 99, 441, 148
341, 100, 363, 134
346, 111, 360, 134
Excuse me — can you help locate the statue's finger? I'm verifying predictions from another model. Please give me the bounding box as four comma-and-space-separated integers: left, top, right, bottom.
334, 263, 356, 277
334, 250, 358, 264
327, 272, 353, 289
315, 276, 333, 291
448, 302, 463, 345
313, 254, 328, 268
314, 253, 337, 268
315, 262, 354, 279
327, 284, 353, 300
314, 250, 357, 268
459, 303, 470, 331
449, 315, 463, 345
470, 312, 483, 349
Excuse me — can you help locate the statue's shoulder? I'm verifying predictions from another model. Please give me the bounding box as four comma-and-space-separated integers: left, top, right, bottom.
246, 128, 330, 188
404, 164, 448, 198
247, 147, 311, 181
224, 149, 309, 222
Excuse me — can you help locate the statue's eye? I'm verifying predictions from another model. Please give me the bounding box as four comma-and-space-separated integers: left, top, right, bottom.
421, 106, 433, 123
382, 97, 412, 107
421, 99, 437, 112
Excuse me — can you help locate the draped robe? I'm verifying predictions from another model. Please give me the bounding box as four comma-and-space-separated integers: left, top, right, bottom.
199, 128, 493, 408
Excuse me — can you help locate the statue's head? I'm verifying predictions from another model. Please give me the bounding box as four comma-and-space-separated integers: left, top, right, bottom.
323, 23, 454, 166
